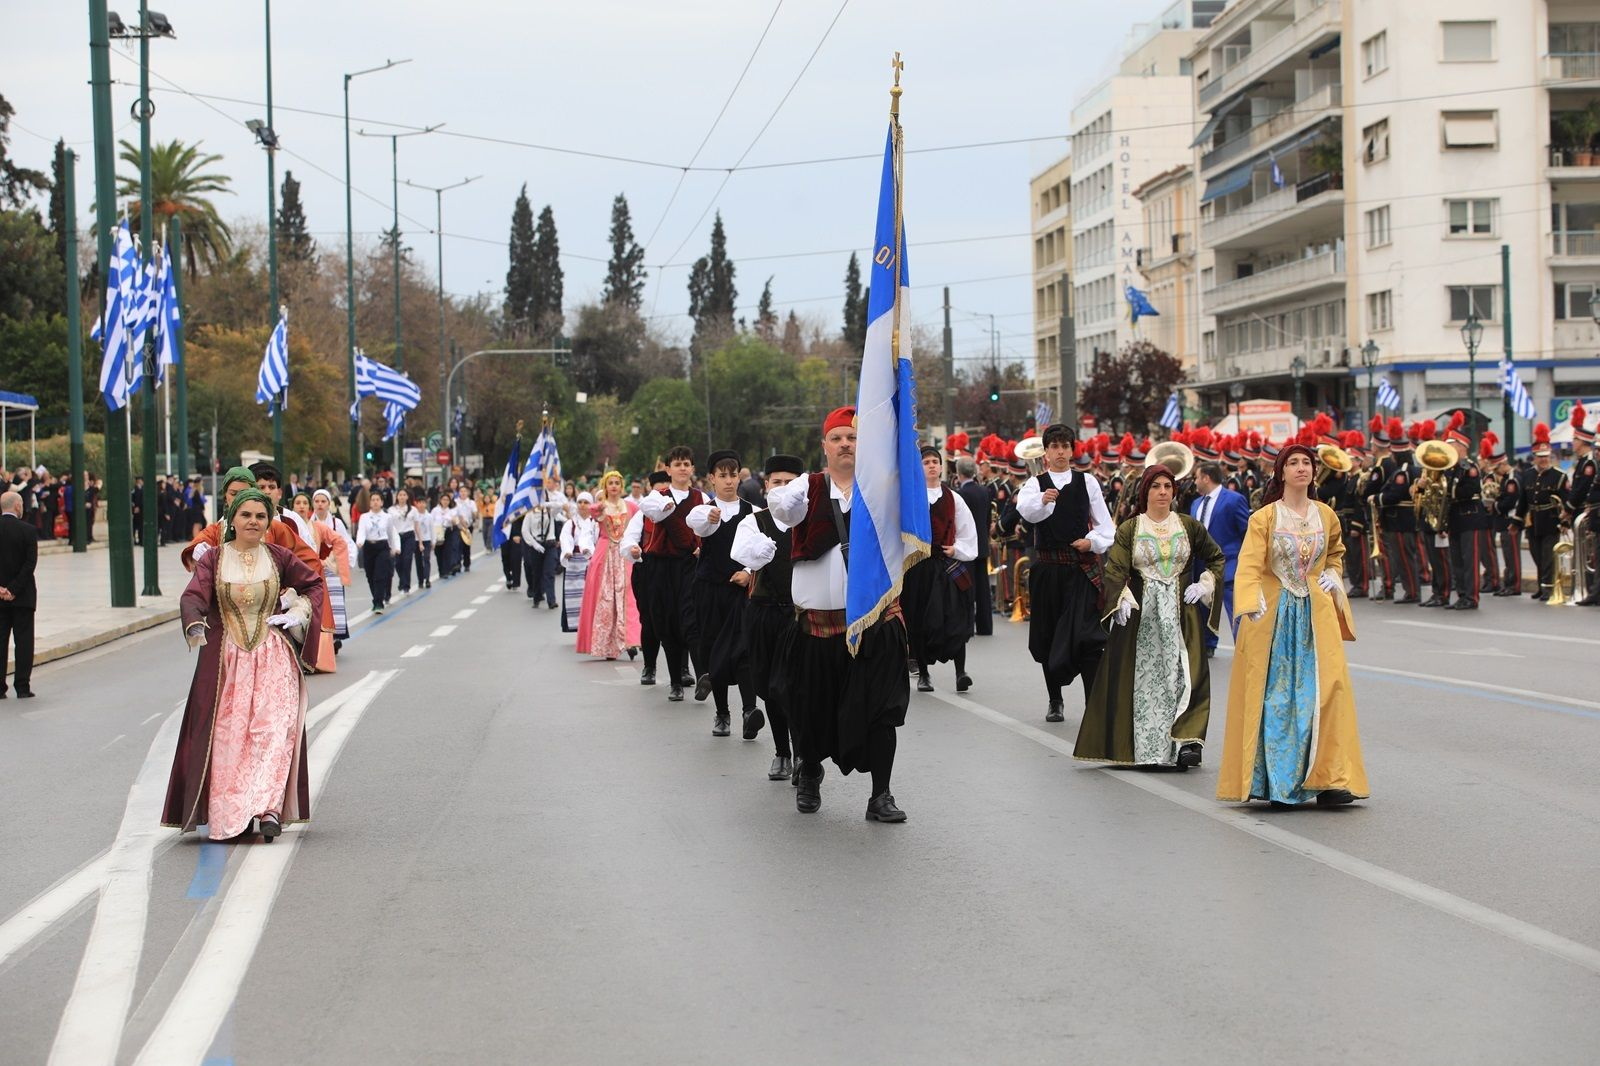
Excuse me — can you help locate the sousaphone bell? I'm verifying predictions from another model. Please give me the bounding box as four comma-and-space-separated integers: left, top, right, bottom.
1144, 440, 1195, 482
1015, 436, 1047, 476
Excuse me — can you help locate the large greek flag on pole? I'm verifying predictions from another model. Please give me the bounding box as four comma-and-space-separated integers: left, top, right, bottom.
154, 245, 181, 383
490, 437, 523, 551
94, 220, 140, 410
1375, 375, 1401, 412
845, 122, 931, 656
350, 351, 422, 439
1159, 392, 1182, 430
255, 311, 289, 409
1500, 360, 1536, 420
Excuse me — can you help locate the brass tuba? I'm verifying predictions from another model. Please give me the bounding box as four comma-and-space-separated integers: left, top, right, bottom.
1551, 530, 1575, 606
1015, 436, 1047, 477
1574, 508, 1594, 605
1315, 443, 1353, 488
1145, 440, 1195, 482
1412, 439, 1458, 534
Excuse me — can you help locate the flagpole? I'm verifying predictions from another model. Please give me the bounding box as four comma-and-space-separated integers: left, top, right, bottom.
889, 53, 904, 363
137, 0, 161, 597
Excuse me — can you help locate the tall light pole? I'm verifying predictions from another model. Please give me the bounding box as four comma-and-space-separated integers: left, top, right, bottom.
1461, 310, 1484, 452
248, 0, 282, 472
402, 174, 480, 464
343, 58, 410, 476
1361, 339, 1379, 426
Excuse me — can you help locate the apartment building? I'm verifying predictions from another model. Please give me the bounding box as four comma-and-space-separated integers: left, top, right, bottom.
1190, 0, 1600, 442
1068, 0, 1222, 389
1030, 154, 1072, 407
1132, 164, 1209, 375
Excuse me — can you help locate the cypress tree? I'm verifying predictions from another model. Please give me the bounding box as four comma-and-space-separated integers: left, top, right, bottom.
842, 252, 863, 346
756, 276, 776, 340
504, 184, 536, 333
276, 169, 315, 263
531, 204, 564, 337
47, 139, 67, 269
687, 212, 736, 348
781, 310, 802, 355
601, 192, 646, 309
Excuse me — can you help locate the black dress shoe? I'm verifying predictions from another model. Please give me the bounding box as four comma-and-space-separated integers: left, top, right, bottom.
259, 813, 282, 842
742, 707, 765, 740
16, 689, 34, 699
916, 673, 933, 693
640, 668, 656, 686
1397, 595, 1420, 604
769, 756, 793, 780
712, 712, 731, 737
956, 673, 972, 692
694, 673, 713, 701
677, 673, 694, 688
1316, 788, 1358, 807
1532, 590, 1547, 601
1176, 743, 1202, 769
865, 791, 907, 823
1453, 600, 1478, 610
1268, 800, 1298, 810
1045, 700, 1064, 723
668, 685, 684, 702
796, 771, 822, 813
1347, 588, 1366, 598
1371, 593, 1389, 602
1420, 597, 1443, 608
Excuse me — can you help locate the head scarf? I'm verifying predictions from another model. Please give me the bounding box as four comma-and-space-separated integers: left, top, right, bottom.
1260, 443, 1319, 507
577, 491, 595, 506
220, 466, 257, 494
1135, 466, 1176, 516
222, 488, 276, 542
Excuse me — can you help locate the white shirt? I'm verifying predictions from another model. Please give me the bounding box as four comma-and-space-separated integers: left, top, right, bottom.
560, 515, 597, 560
928, 486, 979, 563
620, 507, 646, 558
1193, 485, 1223, 529
412, 507, 434, 542
355, 510, 400, 553
686, 495, 745, 537
388, 504, 416, 536
428, 503, 455, 539
730, 509, 788, 571
1015, 468, 1116, 554
638, 485, 693, 523
454, 498, 476, 529
767, 474, 849, 611
522, 496, 568, 543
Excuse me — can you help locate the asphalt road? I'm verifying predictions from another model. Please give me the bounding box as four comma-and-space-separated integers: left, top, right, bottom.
2, 561, 1597, 1065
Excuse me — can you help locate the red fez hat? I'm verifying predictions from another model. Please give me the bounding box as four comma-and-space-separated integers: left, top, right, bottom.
823, 406, 855, 434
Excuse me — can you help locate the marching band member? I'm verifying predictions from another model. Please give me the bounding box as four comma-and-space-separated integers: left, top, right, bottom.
1442, 414, 1487, 610
1379, 418, 1423, 603
1525, 424, 1567, 601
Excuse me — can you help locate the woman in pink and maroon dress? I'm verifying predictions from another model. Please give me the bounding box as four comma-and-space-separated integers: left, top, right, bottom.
576, 471, 641, 660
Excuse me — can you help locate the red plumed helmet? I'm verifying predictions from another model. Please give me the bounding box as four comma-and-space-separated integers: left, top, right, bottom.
1021, 427, 1037, 440
1073, 440, 1085, 458
1407, 421, 1423, 442
1368, 414, 1383, 436
1140, 437, 1154, 452
946, 431, 968, 454
1388, 416, 1405, 440
1534, 422, 1551, 445
1313, 412, 1334, 435
1574, 402, 1588, 430
1448, 410, 1466, 433
1421, 419, 1438, 440
1095, 433, 1110, 451
1479, 431, 1498, 460
1117, 432, 1135, 459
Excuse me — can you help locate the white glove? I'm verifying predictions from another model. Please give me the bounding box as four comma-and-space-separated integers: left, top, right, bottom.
1182, 583, 1208, 605
192, 542, 210, 563
1112, 600, 1133, 627
528, 539, 545, 554
1317, 570, 1342, 595
266, 613, 297, 630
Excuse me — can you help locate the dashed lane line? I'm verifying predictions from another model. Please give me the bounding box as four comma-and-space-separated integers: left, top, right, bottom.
452, 609, 476, 620
430, 625, 456, 637
400, 645, 432, 658
471, 595, 491, 605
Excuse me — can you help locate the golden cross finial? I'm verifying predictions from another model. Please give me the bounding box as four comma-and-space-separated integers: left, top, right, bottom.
889, 52, 904, 116
892, 52, 904, 86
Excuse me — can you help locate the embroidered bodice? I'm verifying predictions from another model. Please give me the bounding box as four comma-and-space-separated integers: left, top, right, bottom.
1132, 513, 1190, 585
217, 543, 281, 651
597, 502, 631, 546
1269, 502, 1326, 597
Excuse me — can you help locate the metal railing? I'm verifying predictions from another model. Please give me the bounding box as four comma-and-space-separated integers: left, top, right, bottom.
1548, 144, 1600, 168
1545, 53, 1600, 80
1200, 83, 1341, 173
1551, 230, 1600, 256
1202, 245, 1345, 314
1201, 173, 1342, 247
1199, 0, 1338, 107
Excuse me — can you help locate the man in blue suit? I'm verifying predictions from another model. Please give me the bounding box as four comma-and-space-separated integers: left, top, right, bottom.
1190, 461, 1249, 657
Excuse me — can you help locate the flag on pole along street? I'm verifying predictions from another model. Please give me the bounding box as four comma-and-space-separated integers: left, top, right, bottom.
94, 220, 140, 410
382, 401, 407, 442
1375, 376, 1401, 412
1125, 284, 1159, 325
1159, 392, 1182, 430
1269, 152, 1284, 188
506, 425, 548, 524
1501, 361, 1536, 420
154, 244, 181, 382
1035, 400, 1052, 429
845, 120, 931, 656
255, 312, 289, 409
490, 436, 524, 551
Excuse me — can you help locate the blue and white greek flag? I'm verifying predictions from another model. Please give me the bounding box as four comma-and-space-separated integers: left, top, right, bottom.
382, 402, 407, 442
1501, 361, 1536, 420
490, 437, 524, 551
94, 220, 140, 410
845, 122, 931, 656
505, 424, 559, 539
1125, 284, 1159, 325
255, 313, 289, 409
1159, 392, 1182, 430
1375, 375, 1401, 412
351, 351, 422, 436
154, 245, 181, 382
1035, 400, 1052, 429
124, 256, 161, 388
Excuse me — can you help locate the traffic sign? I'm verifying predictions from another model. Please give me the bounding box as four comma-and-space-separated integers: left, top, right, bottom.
425, 431, 443, 452
436, 449, 452, 465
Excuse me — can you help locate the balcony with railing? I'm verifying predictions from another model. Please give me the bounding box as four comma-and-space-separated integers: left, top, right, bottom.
1202, 171, 1344, 251
1551, 230, 1600, 258
1198, 0, 1339, 108
1544, 52, 1600, 83
1202, 244, 1345, 315
1200, 82, 1341, 174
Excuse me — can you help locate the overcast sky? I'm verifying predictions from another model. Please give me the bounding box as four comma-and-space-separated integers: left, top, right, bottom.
6, 1, 1159, 371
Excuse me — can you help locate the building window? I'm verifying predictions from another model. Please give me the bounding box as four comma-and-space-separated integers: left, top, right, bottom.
1554, 282, 1597, 320
1367, 290, 1393, 332
1448, 285, 1497, 322
1365, 205, 1391, 248
1447, 198, 1496, 236
1442, 20, 1495, 62
1362, 31, 1388, 78
1363, 119, 1390, 164
1442, 110, 1498, 149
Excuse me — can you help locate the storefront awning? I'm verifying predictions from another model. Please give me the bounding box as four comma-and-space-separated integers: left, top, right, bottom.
1201, 161, 1254, 203
1190, 84, 1261, 148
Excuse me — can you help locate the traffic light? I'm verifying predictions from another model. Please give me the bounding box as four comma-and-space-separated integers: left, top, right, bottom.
363, 448, 376, 465
988, 379, 1000, 404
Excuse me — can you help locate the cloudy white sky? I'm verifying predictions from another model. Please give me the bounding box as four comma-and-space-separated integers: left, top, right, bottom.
7, 1, 1161, 370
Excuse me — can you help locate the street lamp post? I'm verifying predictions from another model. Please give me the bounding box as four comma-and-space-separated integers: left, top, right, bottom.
343, 58, 410, 476
1460, 310, 1484, 452
1361, 339, 1380, 426
1290, 354, 1307, 416
249, 0, 283, 473
402, 174, 480, 468
1229, 381, 1244, 430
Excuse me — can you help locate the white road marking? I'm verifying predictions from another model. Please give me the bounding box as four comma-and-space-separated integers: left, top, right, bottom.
47, 708, 184, 1065
140, 712, 163, 726
452, 609, 476, 619
1444, 646, 1524, 659
345, 608, 373, 628
97, 734, 126, 752
131, 670, 399, 1066
400, 644, 432, 658
471, 595, 491, 605
1351, 662, 1600, 713
926, 689, 1600, 977
485, 582, 503, 593
0, 854, 110, 968
1379, 617, 1600, 647
430, 625, 456, 637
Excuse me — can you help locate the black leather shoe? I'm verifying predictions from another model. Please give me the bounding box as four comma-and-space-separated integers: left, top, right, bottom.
1452, 600, 1478, 610
769, 756, 793, 780
1397, 595, 1420, 604
1045, 700, 1064, 723
1347, 588, 1366, 598
1176, 743, 1202, 769
640, 668, 656, 686
1532, 591, 1547, 601
15, 689, 34, 699
1316, 788, 1358, 807
1420, 597, 1444, 608
1268, 800, 1298, 810
956, 673, 972, 692
865, 792, 907, 823
668, 685, 684, 702
694, 673, 713, 702
742, 707, 765, 740
712, 712, 731, 737
677, 673, 694, 688
259, 813, 281, 842
796, 772, 822, 813
916, 673, 933, 693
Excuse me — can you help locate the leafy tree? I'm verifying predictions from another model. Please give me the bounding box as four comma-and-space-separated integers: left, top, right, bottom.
530, 204, 564, 338
115, 139, 233, 275
571, 300, 646, 400
755, 277, 777, 341
377, 225, 412, 263
503, 184, 536, 334
842, 252, 865, 350
601, 192, 646, 309
0, 95, 48, 208
0, 312, 69, 420
276, 170, 314, 263
0, 208, 63, 321
1078, 339, 1185, 435
702, 333, 807, 461
686, 212, 736, 351
622, 377, 706, 474
953, 360, 1033, 437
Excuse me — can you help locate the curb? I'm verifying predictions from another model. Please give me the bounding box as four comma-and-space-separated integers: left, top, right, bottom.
11, 609, 182, 675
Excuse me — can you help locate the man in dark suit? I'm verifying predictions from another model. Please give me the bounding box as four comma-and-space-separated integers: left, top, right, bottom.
1189, 462, 1249, 657
0, 491, 38, 698
954, 457, 994, 636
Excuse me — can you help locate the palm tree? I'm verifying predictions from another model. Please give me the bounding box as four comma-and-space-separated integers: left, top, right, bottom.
115, 139, 233, 275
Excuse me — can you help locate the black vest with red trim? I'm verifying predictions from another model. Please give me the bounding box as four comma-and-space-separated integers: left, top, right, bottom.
694, 497, 746, 584
1032, 471, 1091, 550
791, 472, 846, 562
643, 487, 703, 557
929, 486, 956, 550
750, 508, 793, 605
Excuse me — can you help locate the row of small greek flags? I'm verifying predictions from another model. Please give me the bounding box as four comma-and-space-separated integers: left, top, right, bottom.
1375, 376, 1401, 412
491, 424, 561, 549
93, 219, 181, 411
350, 349, 422, 440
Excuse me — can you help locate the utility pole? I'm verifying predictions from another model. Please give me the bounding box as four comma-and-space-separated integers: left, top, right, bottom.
1501, 243, 1516, 458
170, 215, 188, 480
264, 0, 283, 474
1060, 270, 1077, 427
942, 286, 954, 439
64, 148, 88, 552
404, 175, 480, 481
89, 0, 133, 605
137, 0, 160, 597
